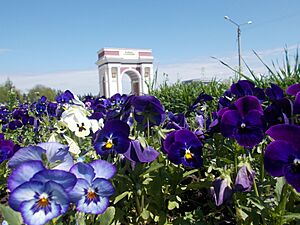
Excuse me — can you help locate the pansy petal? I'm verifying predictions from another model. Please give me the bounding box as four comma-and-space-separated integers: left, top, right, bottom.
8, 146, 45, 168
266, 124, 300, 150
69, 178, 90, 203
234, 125, 264, 148
284, 165, 300, 193
70, 163, 95, 184
102, 119, 130, 137
77, 196, 110, 214
163, 131, 176, 154
264, 140, 298, 177
220, 110, 241, 137
286, 83, 300, 96
20, 199, 61, 225
174, 129, 202, 146
235, 96, 263, 116
31, 170, 77, 192
124, 140, 159, 163
93, 178, 115, 197
9, 181, 44, 211
8, 160, 45, 191
44, 181, 70, 213
90, 160, 116, 179
294, 92, 300, 114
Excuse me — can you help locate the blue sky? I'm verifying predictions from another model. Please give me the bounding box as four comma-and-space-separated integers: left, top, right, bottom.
0, 0, 299, 94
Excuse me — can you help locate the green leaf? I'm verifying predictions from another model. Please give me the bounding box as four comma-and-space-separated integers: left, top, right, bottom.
113, 191, 132, 204
140, 162, 164, 177
168, 200, 179, 210
141, 208, 150, 220
0, 204, 23, 225
282, 213, 300, 223
97, 206, 115, 225
275, 177, 285, 202
182, 169, 198, 178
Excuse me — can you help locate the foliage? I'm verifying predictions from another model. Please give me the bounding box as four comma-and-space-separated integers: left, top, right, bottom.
26, 84, 58, 102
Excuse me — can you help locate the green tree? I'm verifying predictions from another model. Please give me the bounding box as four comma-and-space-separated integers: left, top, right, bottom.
0, 79, 22, 103
27, 84, 58, 102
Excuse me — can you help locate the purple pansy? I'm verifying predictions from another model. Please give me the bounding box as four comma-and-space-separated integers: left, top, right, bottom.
69, 160, 115, 214
164, 112, 189, 130
131, 95, 166, 129
230, 80, 265, 101
266, 83, 284, 101
94, 119, 130, 155
163, 129, 203, 168
210, 177, 233, 206
56, 90, 74, 104
264, 124, 300, 192
220, 96, 264, 148
234, 165, 255, 192
8, 142, 74, 171
0, 135, 19, 164
123, 140, 159, 163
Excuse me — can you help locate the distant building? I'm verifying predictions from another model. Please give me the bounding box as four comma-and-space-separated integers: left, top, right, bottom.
96, 48, 154, 97
182, 78, 211, 84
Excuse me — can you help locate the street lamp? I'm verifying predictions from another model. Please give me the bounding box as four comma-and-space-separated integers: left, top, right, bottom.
224, 16, 252, 76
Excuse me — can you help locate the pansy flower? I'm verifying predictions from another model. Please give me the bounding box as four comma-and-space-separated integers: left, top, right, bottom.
131, 95, 166, 129
164, 112, 189, 130
286, 83, 300, 114
94, 119, 130, 155
210, 176, 233, 206
69, 160, 115, 214
163, 129, 203, 168
234, 164, 255, 192
220, 96, 264, 148
230, 80, 265, 101
123, 139, 159, 163
264, 124, 300, 192
8, 142, 73, 171
0, 134, 19, 164
9, 180, 70, 225
56, 90, 74, 104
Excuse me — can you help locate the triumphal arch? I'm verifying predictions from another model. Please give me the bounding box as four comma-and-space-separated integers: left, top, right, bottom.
96, 48, 154, 97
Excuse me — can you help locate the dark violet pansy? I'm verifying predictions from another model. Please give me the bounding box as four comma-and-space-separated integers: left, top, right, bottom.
0, 135, 19, 164
164, 112, 189, 130
264, 124, 300, 192
47, 102, 58, 117
234, 165, 255, 192
94, 119, 130, 155
56, 90, 74, 104
266, 83, 284, 101
9, 180, 70, 225
69, 160, 115, 214
163, 129, 203, 168
8, 142, 73, 171
210, 177, 233, 206
220, 96, 264, 148
123, 140, 159, 163
286, 83, 300, 96
230, 80, 265, 101
189, 92, 213, 111
131, 95, 166, 129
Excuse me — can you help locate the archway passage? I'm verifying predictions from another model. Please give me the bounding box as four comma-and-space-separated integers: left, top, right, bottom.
121, 69, 140, 95
96, 48, 153, 97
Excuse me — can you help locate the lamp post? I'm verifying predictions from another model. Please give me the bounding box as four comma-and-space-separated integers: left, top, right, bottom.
224, 16, 252, 76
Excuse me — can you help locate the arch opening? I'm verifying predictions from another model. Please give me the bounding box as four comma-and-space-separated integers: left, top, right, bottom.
121, 69, 141, 95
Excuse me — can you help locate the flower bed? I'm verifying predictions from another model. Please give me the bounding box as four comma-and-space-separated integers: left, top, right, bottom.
0, 80, 300, 225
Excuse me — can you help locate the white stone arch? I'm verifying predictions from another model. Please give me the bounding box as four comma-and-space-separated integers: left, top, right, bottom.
96, 48, 153, 97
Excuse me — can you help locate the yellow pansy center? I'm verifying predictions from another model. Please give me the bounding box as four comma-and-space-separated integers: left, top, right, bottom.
37, 193, 49, 208
185, 149, 193, 160
87, 188, 97, 200
105, 139, 113, 149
